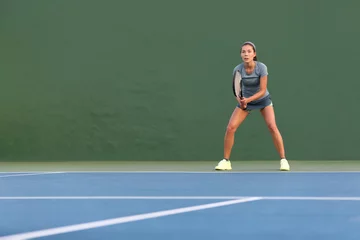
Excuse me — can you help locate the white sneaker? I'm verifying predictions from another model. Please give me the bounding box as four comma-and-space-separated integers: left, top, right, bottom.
215, 159, 232, 171
280, 159, 290, 171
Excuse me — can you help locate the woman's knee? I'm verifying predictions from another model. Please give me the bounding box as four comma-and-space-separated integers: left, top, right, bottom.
267, 123, 278, 133
226, 124, 238, 134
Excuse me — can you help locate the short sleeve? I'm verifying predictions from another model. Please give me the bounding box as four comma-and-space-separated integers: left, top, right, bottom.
233, 64, 242, 76
232, 66, 237, 75
258, 62, 268, 77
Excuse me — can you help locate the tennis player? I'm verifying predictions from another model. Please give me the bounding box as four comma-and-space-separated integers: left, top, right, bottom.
215, 41, 290, 171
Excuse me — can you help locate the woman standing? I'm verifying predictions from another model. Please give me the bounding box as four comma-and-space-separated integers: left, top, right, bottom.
215, 41, 290, 171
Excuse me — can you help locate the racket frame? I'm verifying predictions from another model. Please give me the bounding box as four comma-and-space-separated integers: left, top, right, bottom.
232, 70, 247, 110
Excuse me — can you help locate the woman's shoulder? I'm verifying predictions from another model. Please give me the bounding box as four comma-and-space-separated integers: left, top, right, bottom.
233, 63, 244, 72
256, 61, 267, 68
255, 61, 268, 75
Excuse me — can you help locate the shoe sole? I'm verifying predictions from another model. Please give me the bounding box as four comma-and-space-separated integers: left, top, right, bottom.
280, 168, 290, 171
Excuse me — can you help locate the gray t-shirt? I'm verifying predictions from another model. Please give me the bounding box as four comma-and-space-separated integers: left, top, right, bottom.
233, 61, 269, 103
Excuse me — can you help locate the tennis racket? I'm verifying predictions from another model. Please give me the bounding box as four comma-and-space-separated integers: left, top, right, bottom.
232, 70, 243, 98
232, 70, 246, 109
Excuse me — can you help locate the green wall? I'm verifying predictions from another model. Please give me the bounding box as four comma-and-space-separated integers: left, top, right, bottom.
0, 0, 359, 161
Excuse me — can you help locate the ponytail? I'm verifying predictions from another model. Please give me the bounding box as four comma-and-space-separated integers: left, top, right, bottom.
254, 56, 257, 61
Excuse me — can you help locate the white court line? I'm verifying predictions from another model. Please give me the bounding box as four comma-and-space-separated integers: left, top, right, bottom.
0, 196, 246, 200
0, 196, 240, 200
264, 196, 360, 201
48, 170, 360, 173
0, 197, 261, 240
0, 172, 64, 178
0, 196, 360, 201
2, 171, 360, 174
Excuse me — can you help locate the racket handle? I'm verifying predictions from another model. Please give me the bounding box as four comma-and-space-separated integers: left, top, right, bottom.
239, 95, 247, 110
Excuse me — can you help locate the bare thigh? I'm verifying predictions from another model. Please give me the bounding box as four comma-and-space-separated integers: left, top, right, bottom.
227, 107, 249, 132
260, 105, 278, 131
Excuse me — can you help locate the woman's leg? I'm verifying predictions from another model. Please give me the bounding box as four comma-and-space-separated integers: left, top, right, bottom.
260, 105, 290, 171
260, 105, 285, 158
215, 107, 249, 170
224, 107, 249, 159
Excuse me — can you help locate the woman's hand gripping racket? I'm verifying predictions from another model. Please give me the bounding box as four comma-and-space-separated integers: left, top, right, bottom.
232, 70, 247, 110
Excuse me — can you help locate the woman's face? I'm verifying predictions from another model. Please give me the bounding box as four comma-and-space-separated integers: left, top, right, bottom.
241, 44, 256, 63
